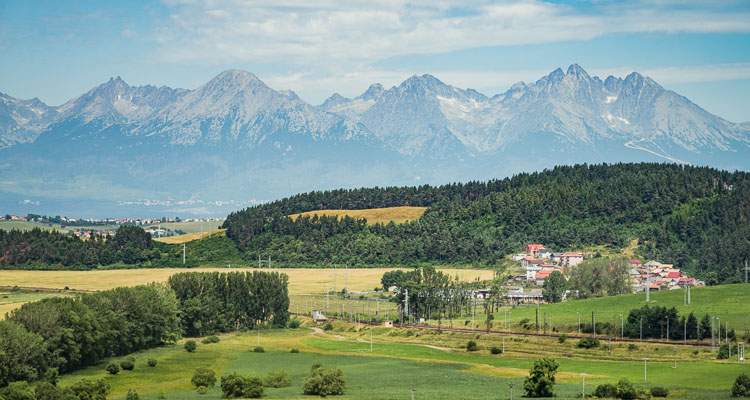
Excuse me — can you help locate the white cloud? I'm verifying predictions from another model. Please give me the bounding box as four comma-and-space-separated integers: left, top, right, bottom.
153, 0, 750, 68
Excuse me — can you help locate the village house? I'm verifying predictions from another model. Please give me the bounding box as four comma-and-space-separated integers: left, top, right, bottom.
525, 244, 546, 256
558, 252, 584, 267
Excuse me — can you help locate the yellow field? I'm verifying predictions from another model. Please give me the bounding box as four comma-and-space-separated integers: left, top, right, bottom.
0, 267, 493, 295
153, 228, 226, 244
289, 206, 427, 225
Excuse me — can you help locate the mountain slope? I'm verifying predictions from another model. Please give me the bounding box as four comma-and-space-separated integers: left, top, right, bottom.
1, 65, 749, 216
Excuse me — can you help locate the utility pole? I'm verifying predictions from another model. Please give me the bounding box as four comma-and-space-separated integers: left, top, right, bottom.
577, 312, 581, 334
643, 358, 649, 382
620, 314, 624, 338
580, 373, 587, 398
592, 312, 596, 338
646, 271, 650, 302
688, 285, 691, 304
640, 317, 643, 341
712, 315, 715, 352
182, 243, 186, 265
325, 285, 329, 308
745, 259, 749, 284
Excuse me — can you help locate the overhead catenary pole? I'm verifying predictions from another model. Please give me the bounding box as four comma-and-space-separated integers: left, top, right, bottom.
643, 358, 649, 382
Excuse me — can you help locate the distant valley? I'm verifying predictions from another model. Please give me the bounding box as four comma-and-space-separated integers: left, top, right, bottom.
1, 65, 749, 216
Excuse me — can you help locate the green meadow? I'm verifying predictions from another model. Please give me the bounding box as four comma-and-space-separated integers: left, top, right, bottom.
55, 321, 749, 399
459, 284, 750, 336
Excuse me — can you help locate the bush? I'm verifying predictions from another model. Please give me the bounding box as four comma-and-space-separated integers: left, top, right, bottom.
303, 362, 346, 396
651, 386, 669, 397
184, 340, 197, 352
253, 346, 265, 353
523, 357, 558, 398
291, 348, 300, 353
221, 372, 264, 398
126, 389, 139, 400
577, 338, 600, 349
0, 381, 35, 400
66, 378, 110, 400
147, 358, 158, 367
106, 362, 120, 375
196, 386, 208, 395
616, 379, 637, 400
558, 334, 567, 344
35, 382, 62, 400
490, 346, 502, 355
733, 373, 750, 397
263, 371, 292, 388
288, 319, 301, 329
628, 343, 639, 351
323, 322, 334, 331
120, 357, 135, 371
157, 391, 166, 399
192, 368, 217, 388
594, 383, 618, 398
202, 335, 220, 344
466, 340, 479, 352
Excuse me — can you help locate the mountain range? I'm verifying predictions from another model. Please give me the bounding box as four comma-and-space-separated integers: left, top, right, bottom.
1, 64, 749, 216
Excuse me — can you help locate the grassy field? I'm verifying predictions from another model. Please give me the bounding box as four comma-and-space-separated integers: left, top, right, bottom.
153, 229, 226, 244
0, 219, 71, 233
456, 284, 750, 336
0, 267, 493, 296
143, 220, 224, 234
55, 320, 749, 399
289, 206, 428, 225
0, 289, 72, 317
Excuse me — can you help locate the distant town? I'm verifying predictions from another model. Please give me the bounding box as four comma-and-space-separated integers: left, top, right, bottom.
1, 213, 225, 238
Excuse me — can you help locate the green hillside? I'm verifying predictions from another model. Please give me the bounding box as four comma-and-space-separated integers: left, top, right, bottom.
223, 163, 750, 283
480, 284, 750, 336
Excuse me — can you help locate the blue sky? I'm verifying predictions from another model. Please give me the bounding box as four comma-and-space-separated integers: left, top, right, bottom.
1, 0, 749, 121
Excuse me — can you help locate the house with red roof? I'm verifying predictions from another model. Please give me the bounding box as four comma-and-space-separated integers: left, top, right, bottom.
558, 252, 584, 267
525, 244, 546, 256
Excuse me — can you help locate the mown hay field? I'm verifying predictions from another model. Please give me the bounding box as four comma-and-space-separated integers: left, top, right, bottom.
0, 267, 493, 296
153, 229, 226, 244
288, 206, 427, 225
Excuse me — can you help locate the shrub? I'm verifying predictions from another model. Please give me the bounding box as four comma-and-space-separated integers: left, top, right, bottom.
263, 371, 292, 388
323, 322, 334, 331
628, 343, 639, 351
303, 362, 346, 396
0, 381, 35, 400
651, 386, 669, 397
557, 334, 567, 344
733, 373, 750, 397
577, 338, 600, 349
616, 379, 637, 400
184, 340, 197, 352
291, 348, 300, 353
253, 346, 265, 353
202, 335, 220, 344
106, 362, 120, 375
43, 367, 59, 385
196, 386, 208, 395
221, 372, 264, 398
523, 357, 558, 398
120, 357, 135, 371
466, 340, 479, 352
66, 378, 110, 400
192, 368, 217, 388
157, 391, 166, 399
126, 389, 139, 400
147, 358, 158, 367
594, 383, 617, 398
490, 346, 502, 355
288, 319, 301, 329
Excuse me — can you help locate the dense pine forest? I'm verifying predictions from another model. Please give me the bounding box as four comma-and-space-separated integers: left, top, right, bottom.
1, 163, 748, 284
222, 163, 750, 283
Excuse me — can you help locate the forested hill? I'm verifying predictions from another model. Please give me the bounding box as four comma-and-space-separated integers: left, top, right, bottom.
223, 163, 750, 283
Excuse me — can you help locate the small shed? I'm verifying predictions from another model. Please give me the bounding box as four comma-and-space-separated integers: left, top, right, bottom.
311, 309, 328, 324
382, 321, 394, 328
